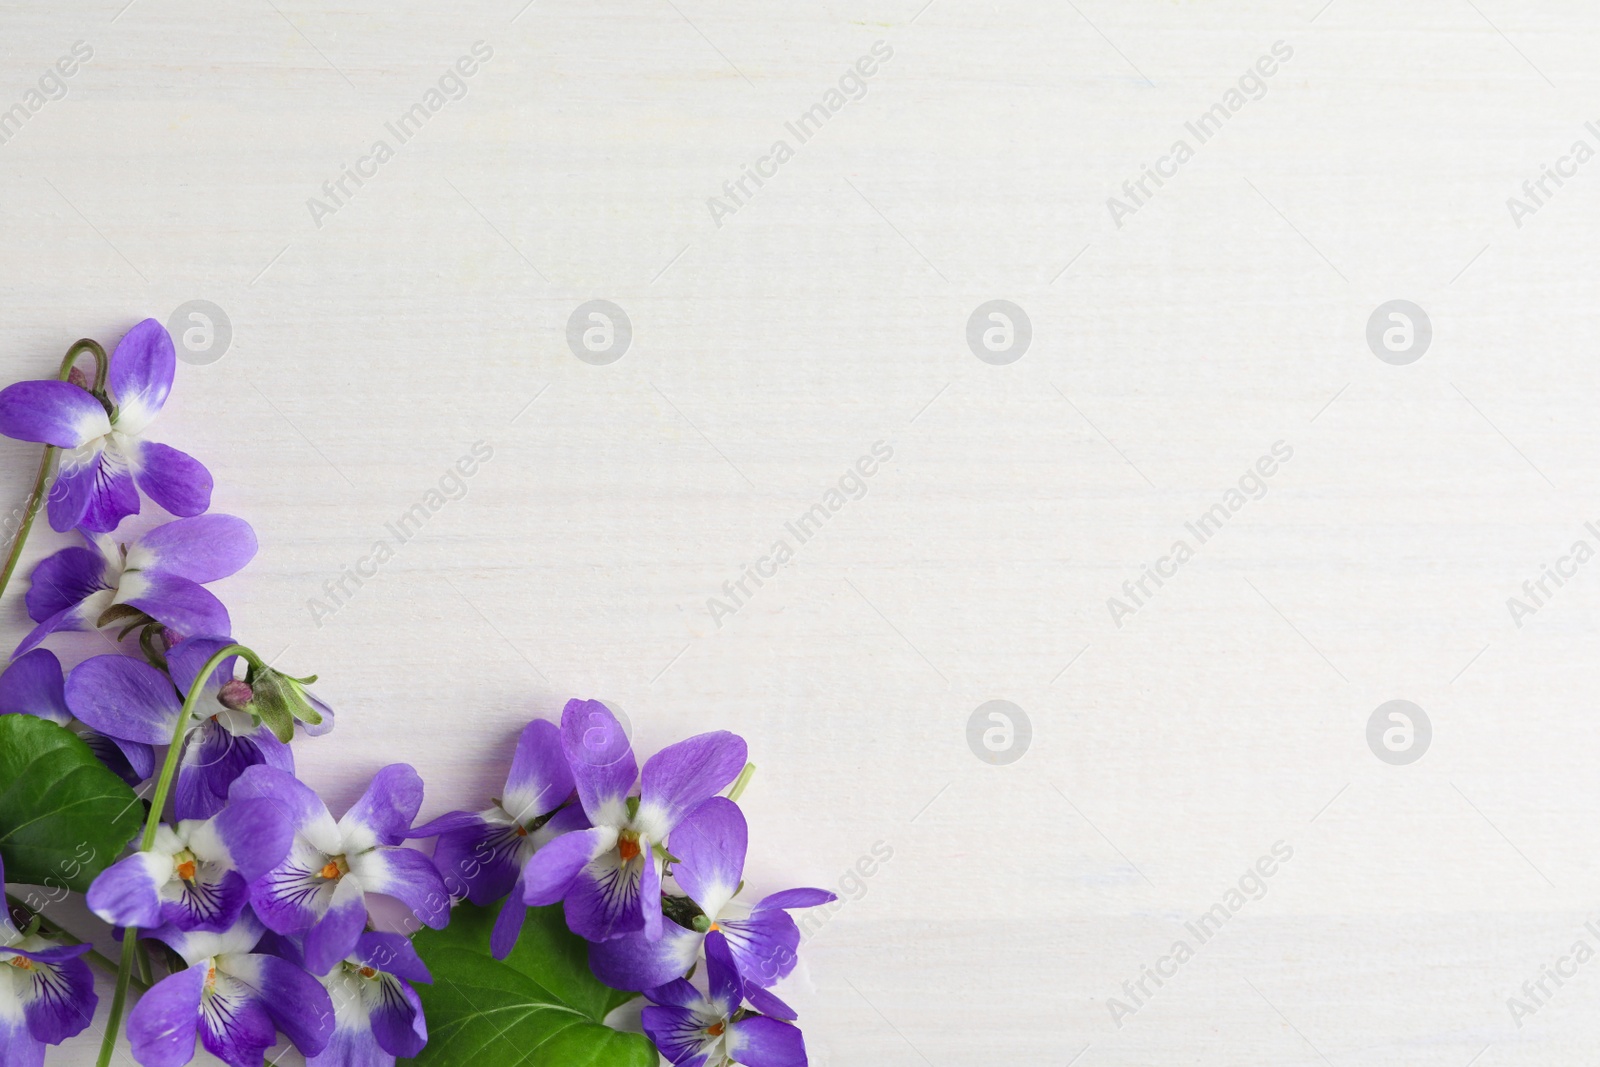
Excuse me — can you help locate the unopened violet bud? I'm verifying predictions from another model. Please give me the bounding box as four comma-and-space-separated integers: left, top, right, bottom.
246, 664, 324, 742
66, 365, 90, 390
217, 679, 253, 712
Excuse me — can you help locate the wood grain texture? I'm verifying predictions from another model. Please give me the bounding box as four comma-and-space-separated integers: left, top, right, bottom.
6, 0, 1600, 1063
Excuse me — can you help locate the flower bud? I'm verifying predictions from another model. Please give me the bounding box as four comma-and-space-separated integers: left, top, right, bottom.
217, 680, 253, 712
246, 665, 325, 743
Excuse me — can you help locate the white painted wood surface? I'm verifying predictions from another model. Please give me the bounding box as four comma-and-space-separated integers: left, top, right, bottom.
7, 0, 1600, 1063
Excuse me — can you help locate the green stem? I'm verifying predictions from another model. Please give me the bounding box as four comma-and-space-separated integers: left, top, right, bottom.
0, 339, 110, 603
96, 643, 250, 1067
3, 892, 143, 990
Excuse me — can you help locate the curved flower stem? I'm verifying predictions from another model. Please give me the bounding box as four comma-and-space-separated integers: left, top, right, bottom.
96, 643, 250, 1067
2, 892, 143, 991
0, 339, 110, 604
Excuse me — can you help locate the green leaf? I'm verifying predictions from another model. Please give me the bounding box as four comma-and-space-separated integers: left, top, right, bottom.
410, 902, 656, 1067
0, 714, 142, 892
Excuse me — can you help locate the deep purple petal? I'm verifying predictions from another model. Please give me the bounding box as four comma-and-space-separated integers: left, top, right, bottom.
76, 442, 138, 534
176, 722, 290, 822
490, 883, 529, 960
45, 444, 100, 532
0, 1007, 44, 1067
367, 976, 427, 1058
638, 732, 747, 839
0, 380, 109, 448
702, 931, 740, 1018
641, 1002, 719, 1067
83, 730, 155, 786
207, 796, 295, 881
565, 854, 645, 943
196, 980, 277, 1066
132, 440, 212, 518
0, 648, 69, 722
248, 952, 335, 1055
522, 826, 606, 907
340, 764, 424, 848
130, 514, 256, 583
19, 952, 96, 1044
23, 547, 106, 624
728, 1015, 807, 1067
756, 888, 836, 912
126, 963, 205, 1067
64, 653, 182, 745
669, 797, 747, 918
560, 699, 637, 825
85, 850, 167, 928
589, 923, 701, 991
419, 815, 520, 905
117, 571, 230, 638
166, 635, 237, 700
354, 931, 431, 985
720, 911, 801, 989
12, 603, 91, 656
350, 847, 448, 930
108, 318, 175, 425
302, 876, 368, 976
502, 718, 575, 821
741, 983, 796, 1023
643, 977, 702, 1009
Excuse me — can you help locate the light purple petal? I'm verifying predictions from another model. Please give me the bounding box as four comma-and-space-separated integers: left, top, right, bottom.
209, 796, 295, 881
491, 880, 529, 960
249, 952, 335, 1055
670, 797, 747, 917
756, 888, 836, 912
340, 764, 423, 848
131, 514, 256, 583
638, 732, 748, 839
176, 723, 291, 822
565, 854, 645, 942
720, 911, 800, 989
64, 653, 182, 745
308, 1028, 389, 1067
196, 980, 277, 1066
85, 850, 167, 928
351, 846, 448, 930
643, 977, 702, 1009
12, 604, 91, 656
368, 975, 427, 1058
354, 931, 431, 985
502, 718, 576, 822
45, 444, 101, 532
126, 963, 205, 1067
108, 318, 175, 424
229, 765, 327, 840
641, 1002, 719, 1066
522, 826, 606, 907
161, 869, 251, 933
560, 699, 637, 825
589, 923, 701, 991
166, 635, 237, 700
76, 442, 138, 534
727, 1014, 807, 1067
741, 982, 796, 1022
0, 648, 69, 722
0, 379, 109, 448
702, 931, 740, 1018
132, 440, 212, 519
0, 1011, 44, 1067
117, 571, 230, 638
24, 547, 106, 624
303, 876, 369, 976
301, 689, 336, 737
18, 951, 96, 1044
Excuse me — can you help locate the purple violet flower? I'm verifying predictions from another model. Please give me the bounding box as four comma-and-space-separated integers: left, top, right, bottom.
591, 797, 834, 993
0, 318, 212, 533
522, 699, 747, 944
0, 646, 154, 786
642, 931, 808, 1067
407, 718, 588, 958
232, 765, 450, 976
0, 856, 98, 1062
65, 636, 307, 820
308, 931, 430, 1067
127, 911, 333, 1067
17, 513, 257, 655
85, 797, 292, 933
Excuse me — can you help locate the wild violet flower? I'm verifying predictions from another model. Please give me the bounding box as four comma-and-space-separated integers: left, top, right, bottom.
17, 513, 257, 655
522, 699, 748, 943
0, 646, 153, 786
308, 931, 430, 1067
0, 318, 211, 533
127, 912, 332, 1067
85, 797, 292, 933
642, 931, 807, 1067
591, 797, 834, 992
65, 636, 311, 820
233, 764, 450, 975
0, 856, 98, 1063
407, 717, 587, 958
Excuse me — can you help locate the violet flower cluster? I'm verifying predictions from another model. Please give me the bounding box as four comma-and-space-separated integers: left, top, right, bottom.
0, 320, 832, 1067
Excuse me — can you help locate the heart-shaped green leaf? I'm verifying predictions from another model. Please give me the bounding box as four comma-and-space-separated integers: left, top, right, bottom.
411, 902, 657, 1067
0, 714, 142, 892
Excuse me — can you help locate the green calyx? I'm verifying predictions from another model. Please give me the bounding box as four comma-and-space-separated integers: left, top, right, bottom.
243, 662, 323, 743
